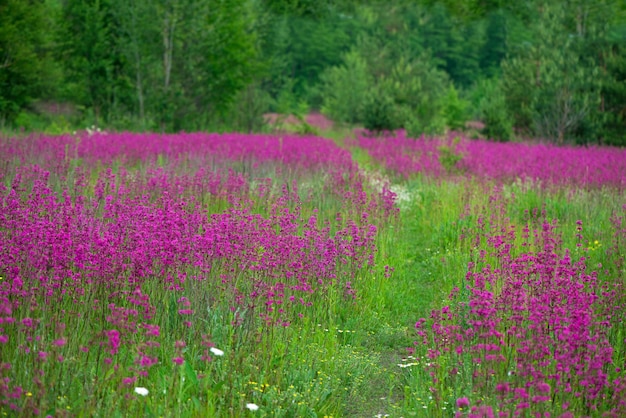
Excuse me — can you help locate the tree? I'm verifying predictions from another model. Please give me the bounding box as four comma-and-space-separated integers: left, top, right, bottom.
600, 40, 626, 146
320, 49, 371, 124
502, 2, 600, 144
169, 0, 259, 131
112, 0, 159, 127
60, 0, 127, 125
480, 9, 508, 77
0, 0, 57, 124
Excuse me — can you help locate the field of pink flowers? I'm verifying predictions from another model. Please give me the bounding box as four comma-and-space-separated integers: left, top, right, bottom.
1, 130, 625, 416
358, 131, 626, 190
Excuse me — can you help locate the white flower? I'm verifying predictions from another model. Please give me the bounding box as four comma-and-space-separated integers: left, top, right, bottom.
134, 387, 149, 396
245, 403, 259, 411
210, 347, 224, 356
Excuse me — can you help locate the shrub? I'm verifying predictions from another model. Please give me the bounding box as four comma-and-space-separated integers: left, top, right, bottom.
362, 89, 398, 134
479, 79, 513, 141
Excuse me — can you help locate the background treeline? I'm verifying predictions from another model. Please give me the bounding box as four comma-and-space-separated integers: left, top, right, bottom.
1, 0, 625, 145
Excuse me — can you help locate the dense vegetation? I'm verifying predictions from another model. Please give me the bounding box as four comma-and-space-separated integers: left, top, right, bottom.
1, 0, 625, 145
1, 130, 625, 416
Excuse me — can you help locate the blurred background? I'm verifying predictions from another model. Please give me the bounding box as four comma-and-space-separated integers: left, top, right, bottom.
1, 0, 624, 145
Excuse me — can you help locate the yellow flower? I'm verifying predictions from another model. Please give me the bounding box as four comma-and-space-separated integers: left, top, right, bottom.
26, 392, 32, 397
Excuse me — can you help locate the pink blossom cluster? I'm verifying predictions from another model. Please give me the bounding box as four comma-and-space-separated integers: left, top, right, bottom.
0, 131, 395, 412
414, 193, 626, 415
0, 131, 355, 176
359, 132, 626, 189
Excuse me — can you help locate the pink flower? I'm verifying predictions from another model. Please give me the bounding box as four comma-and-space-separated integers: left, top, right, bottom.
53, 338, 67, 347
144, 324, 160, 337
536, 382, 550, 393
122, 377, 137, 385
172, 357, 184, 365
104, 329, 121, 355
456, 397, 470, 408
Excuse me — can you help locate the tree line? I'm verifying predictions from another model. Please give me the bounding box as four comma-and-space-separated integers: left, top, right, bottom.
1, 0, 625, 145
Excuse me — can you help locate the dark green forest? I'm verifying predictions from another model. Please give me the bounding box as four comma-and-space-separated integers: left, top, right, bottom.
1, 0, 625, 145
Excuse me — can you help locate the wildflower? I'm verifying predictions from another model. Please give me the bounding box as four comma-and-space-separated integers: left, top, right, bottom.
496, 382, 510, 393
456, 397, 470, 408
172, 357, 184, 365
53, 338, 67, 347
104, 329, 121, 355
210, 347, 224, 356
144, 324, 160, 337
536, 382, 550, 393
245, 403, 259, 411
134, 387, 149, 396
138, 355, 158, 368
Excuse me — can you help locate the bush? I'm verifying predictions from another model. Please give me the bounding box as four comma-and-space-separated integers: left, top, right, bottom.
406, 114, 447, 138
320, 50, 371, 124
362, 89, 398, 134
442, 85, 469, 131
478, 79, 513, 141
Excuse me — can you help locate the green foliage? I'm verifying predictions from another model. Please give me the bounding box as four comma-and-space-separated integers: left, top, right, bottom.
0, 0, 58, 123
406, 114, 447, 138
1, 0, 626, 140
438, 143, 464, 173
378, 54, 450, 136
442, 85, 469, 131
502, 0, 625, 144
421, 3, 483, 88
320, 49, 371, 124
227, 82, 273, 133
476, 78, 513, 141
362, 88, 398, 134
60, 0, 122, 124
599, 30, 626, 146
12, 111, 73, 135
480, 9, 508, 77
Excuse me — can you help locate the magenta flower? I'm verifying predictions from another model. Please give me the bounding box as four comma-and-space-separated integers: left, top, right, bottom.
122, 377, 137, 385
456, 397, 470, 408
53, 338, 67, 347
144, 324, 160, 337
104, 329, 121, 355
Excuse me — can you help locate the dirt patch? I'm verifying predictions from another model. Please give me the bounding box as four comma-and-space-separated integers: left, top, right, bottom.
304, 112, 334, 131
263, 112, 334, 132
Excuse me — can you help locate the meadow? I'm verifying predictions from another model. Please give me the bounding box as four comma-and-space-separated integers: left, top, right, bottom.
1, 130, 625, 417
